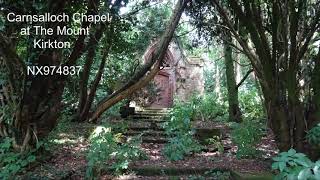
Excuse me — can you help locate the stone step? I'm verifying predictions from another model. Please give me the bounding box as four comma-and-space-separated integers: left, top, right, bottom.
128, 127, 165, 131
127, 121, 164, 129
135, 109, 170, 114
135, 112, 169, 116
125, 130, 166, 137
141, 137, 167, 143
127, 118, 166, 123
129, 167, 273, 179
130, 115, 165, 119
137, 107, 172, 111
130, 167, 223, 176
127, 117, 166, 122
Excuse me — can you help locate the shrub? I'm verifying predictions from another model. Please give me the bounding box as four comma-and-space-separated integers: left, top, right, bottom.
163, 103, 202, 161
239, 89, 265, 121
205, 135, 224, 153
0, 138, 38, 179
86, 125, 146, 178
272, 149, 320, 179
231, 120, 263, 158
306, 124, 320, 146
204, 170, 231, 180
189, 93, 227, 121
164, 133, 202, 161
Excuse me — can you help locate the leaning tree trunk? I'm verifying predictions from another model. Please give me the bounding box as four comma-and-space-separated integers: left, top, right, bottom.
223, 31, 242, 123
90, 0, 190, 121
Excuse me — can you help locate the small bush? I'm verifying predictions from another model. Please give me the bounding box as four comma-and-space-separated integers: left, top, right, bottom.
164, 133, 202, 161
239, 89, 265, 121
0, 138, 39, 179
86, 124, 146, 178
231, 120, 263, 158
306, 123, 320, 146
206, 135, 224, 153
189, 93, 227, 121
272, 149, 320, 179
163, 102, 202, 161
204, 170, 231, 180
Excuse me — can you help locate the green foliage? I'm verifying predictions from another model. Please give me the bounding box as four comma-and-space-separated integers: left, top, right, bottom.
100, 101, 124, 121
187, 170, 231, 180
86, 124, 146, 178
306, 124, 320, 146
0, 138, 39, 179
164, 133, 202, 161
231, 120, 263, 158
272, 149, 320, 180
205, 135, 224, 153
164, 101, 193, 133
189, 93, 227, 121
238, 88, 265, 121
174, 93, 227, 122
163, 102, 202, 161
163, 92, 227, 161
204, 170, 231, 180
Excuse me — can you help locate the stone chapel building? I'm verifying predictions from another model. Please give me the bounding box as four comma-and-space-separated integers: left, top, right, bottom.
133, 42, 204, 108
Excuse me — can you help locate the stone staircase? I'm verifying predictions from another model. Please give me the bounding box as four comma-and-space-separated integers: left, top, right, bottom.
125, 108, 170, 143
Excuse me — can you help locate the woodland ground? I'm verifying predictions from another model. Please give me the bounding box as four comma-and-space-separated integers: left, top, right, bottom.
17, 118, 277, 180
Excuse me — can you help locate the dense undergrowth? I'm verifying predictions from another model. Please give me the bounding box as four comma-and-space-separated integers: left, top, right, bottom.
86, 124, 146, 179
0, 138, 38, 179
163, 89, 266, 161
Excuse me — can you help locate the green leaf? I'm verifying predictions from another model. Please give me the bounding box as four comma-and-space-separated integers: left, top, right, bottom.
272, 157, 280, 161
279, 162, 286, 172
287, 149, 296, 156
4, 156, 16, 163
313, 163, 320, 177
27, 155, 36, 162
297, 168, 312, 180
272, 162, 280, 170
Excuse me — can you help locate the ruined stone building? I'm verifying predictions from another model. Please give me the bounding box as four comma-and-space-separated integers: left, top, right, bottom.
132, 42, 204, 108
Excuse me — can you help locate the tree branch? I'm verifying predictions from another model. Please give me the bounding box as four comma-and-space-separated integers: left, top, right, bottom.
236, 69, 254, 89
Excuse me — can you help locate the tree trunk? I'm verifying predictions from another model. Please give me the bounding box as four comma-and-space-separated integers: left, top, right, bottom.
212, 0, 320, 157
90, 0, 190, 121
77, 24, 106, 121
223, 31, 242, 122
0, 0, 98, 150
312, 46, 320, 119
79, 42, 112, 122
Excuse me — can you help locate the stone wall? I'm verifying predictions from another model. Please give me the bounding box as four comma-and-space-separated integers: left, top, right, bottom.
175, 57, 204, 101
132, 41, 204, 108
169, 43, 204, 102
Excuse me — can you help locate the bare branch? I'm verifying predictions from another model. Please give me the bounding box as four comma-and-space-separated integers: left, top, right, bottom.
236, 69, 254, 89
